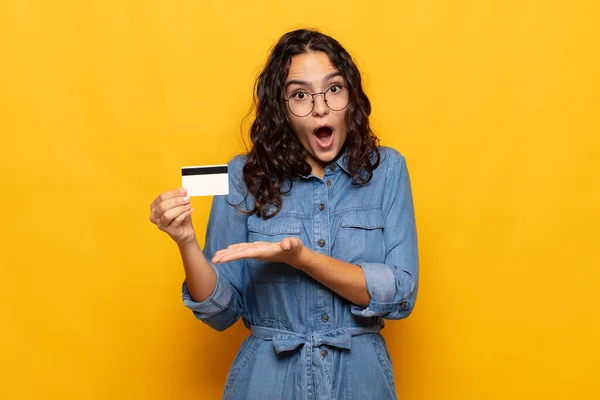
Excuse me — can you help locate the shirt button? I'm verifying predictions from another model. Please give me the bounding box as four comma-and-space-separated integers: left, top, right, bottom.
326, 180, 332, 187
399, 301, 409, 310
318, 203, 325, 211
318, 239, 326, 247
329, 164, 336, 172
321, 314, 329, 322
321, 349, 328, 357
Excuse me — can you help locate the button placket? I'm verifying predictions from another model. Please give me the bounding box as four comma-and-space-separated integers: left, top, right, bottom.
312, 178, 331, 336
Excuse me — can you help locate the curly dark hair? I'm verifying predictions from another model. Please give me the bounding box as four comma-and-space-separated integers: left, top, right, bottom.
242, 29, 380, 219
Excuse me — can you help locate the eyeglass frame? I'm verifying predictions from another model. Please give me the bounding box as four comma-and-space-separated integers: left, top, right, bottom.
283, 85, 350, 117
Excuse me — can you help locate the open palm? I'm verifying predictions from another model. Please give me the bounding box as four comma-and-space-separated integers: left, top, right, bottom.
211, 237, 304, 266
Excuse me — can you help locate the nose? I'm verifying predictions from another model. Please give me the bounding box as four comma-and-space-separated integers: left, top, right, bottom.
311, 92, 329, 117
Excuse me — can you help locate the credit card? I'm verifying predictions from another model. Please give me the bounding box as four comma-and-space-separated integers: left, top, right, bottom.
181, 164, 229, 196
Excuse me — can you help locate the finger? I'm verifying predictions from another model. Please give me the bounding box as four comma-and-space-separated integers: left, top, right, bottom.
214, 241, 268, 257
213, 245, 256, 262
289, 237, 302, 250
214, 245, 246, 259
153, 194, 191, 221
215, 240, 275, 255
230, 242, 281, 257
151, 188, 188, 211
280, 237, 303, 251
171, 207, 194, 225
151, 189, 182, 210
225, 242, 266, 250
213, 243, 279, 263
214, 242, 250, 254
156, 204, 192, 230
213, 248, 258, 263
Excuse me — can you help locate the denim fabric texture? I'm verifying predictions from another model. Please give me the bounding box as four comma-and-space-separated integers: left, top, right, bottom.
182, 147, 419, 399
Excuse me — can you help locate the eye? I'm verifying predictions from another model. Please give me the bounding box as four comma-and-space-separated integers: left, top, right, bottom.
291, 91, 310, 100
328, 84, 342, 94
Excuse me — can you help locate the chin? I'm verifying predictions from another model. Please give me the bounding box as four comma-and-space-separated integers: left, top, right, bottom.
315, 149, 339, 164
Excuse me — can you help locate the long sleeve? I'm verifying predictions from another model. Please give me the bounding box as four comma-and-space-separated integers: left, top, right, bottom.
351, 151, 419, 320
182, 156, 250, 331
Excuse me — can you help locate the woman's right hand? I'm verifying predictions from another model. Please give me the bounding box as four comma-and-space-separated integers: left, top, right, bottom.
149, 188, 196, 245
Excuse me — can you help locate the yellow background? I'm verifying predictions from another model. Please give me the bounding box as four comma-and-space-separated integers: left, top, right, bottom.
1, 0, 598, 399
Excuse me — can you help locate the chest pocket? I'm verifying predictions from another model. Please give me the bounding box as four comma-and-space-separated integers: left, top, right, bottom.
246, 214, 304, 328
247, 215, 302, 239
334, 209, 386, 264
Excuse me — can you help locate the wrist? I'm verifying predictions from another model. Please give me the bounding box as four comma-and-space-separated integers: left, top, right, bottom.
292, 245, 313, 272
176, 235, 199, 250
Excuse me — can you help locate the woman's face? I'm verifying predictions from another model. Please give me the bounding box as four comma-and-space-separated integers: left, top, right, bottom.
284, 51, 349, 178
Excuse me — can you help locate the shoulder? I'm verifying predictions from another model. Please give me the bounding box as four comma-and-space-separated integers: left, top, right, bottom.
227, 153, 249, 175
222, 154, 250, 206
226, 153, 251, 188
377, 146, 407, 173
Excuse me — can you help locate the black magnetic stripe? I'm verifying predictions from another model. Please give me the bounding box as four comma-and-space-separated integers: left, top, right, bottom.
181, 166, 228, 176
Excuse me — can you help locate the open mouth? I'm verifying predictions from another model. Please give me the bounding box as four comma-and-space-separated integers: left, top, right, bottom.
313, 125, 334, 147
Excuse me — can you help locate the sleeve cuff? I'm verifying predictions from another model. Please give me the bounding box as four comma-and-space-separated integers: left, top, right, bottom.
350, 300, 412, 317
182, 267, 234, 317
358, 262, 396, 303
352, 262, 408, 318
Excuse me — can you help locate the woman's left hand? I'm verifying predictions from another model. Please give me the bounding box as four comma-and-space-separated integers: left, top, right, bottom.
211, 237, 304, 267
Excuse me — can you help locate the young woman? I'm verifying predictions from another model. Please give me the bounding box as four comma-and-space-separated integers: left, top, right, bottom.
149, 29, 419, 400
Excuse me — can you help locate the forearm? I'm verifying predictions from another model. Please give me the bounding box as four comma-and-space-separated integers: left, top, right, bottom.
178, 238, 217, 302
293, 247, 370, 307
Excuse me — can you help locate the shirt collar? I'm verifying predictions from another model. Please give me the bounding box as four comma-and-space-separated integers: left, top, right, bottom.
295, 148, 354, 179
335, 152, 352, 176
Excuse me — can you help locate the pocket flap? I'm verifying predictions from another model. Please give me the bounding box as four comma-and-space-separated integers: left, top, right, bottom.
340, 209, 385, 230
248, 215, 303, 235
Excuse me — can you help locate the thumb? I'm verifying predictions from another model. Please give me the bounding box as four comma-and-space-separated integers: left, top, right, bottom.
281, 238, 292, 250
281, 237, 302, 251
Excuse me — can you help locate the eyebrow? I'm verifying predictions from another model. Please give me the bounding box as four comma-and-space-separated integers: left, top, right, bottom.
285, 72, 344, 90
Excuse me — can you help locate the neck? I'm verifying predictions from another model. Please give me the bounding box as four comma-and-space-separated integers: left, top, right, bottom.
306, 158, 326, 179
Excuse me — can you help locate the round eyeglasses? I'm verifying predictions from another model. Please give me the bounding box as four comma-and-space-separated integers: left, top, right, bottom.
284, 85, 349, 117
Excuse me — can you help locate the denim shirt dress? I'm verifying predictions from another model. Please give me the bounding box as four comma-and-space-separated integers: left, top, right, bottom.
182, 147, 419, 400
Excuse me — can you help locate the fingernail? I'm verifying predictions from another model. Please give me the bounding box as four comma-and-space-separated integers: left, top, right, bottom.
178, 188, 187, 194
183, 196, 190, 202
